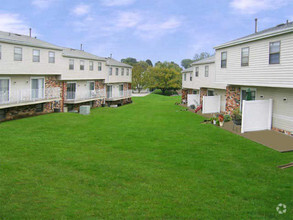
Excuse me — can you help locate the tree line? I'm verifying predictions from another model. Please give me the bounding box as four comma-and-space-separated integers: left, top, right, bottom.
121, 58, 182, 94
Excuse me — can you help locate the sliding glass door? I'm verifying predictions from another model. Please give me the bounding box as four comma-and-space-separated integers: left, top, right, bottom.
0, 79, 9, 103
31, 78, 44, 99
67, 82, 76, 100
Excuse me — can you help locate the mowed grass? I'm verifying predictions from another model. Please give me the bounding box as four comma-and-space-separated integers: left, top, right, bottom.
0, 94, 292, 219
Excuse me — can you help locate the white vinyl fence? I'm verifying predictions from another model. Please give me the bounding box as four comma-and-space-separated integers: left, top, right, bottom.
241, 99, 273, 133
187, 94, 200, 107
202, 96, 221, 114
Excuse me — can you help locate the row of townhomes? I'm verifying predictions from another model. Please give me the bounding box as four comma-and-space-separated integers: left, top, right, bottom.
182, 21, 293, 136
0, 30, 132, 121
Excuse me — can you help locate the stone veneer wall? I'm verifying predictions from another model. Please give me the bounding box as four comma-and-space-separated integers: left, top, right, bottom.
181, 89, 194, 103
225, 86, 241, 115
200, 88, 207, 105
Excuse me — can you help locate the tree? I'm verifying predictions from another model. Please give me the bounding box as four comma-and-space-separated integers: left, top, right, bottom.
146, 61, 182, 95
181, 59, 193, 69
193, 52, 211, 62
121, 57, 138, 66
146, 59, 153, 67
132, 61, 149, 93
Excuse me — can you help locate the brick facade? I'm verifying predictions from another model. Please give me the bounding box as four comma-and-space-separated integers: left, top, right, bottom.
199, 88, 207, 105
225, 86, 241, 115
181, 89, 193, 103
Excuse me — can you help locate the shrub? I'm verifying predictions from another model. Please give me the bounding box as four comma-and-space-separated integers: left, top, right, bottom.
224, 114, 231, 122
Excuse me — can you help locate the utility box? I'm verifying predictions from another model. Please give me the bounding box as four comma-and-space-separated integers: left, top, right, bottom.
80, 105, 91, 115
63, 107, 68, 113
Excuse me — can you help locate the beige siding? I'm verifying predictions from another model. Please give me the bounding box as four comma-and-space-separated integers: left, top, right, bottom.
215, 33, 293, 88
105, 66, 132, 83
0, 42, 63, 74
182, 70, 197, 89
254, 87, 293, 132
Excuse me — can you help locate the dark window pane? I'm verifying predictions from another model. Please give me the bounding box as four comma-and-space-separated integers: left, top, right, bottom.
269, 53, 280, 64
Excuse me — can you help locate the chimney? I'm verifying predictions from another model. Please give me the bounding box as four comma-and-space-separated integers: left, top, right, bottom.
80, 44, 83, 51
255, 18, 258, 33
110, 53, 112, 58
286, 20, 289, 25
29, 28, 32, 37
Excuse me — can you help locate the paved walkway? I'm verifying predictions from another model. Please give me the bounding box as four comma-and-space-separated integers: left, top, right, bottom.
132, 93, 151, 97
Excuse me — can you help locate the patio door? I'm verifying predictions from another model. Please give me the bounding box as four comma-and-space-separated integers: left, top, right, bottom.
241, 88, 256, 109
119, 84, 124, 97
0, 79, 9, 103
67, 82, 76, 100
88, 81, 95, 98
31, 78, 44, 99
107, 85, 112, 98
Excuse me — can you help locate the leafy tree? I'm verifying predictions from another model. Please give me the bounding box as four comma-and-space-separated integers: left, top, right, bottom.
181, 59, 193, 69
193, 52, 211, 61
146, 61, 182, 95
146, 59, 153, 67
121, 57, 138, 66
132, 61, 150, 93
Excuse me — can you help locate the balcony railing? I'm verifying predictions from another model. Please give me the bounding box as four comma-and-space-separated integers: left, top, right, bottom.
0, 88, 61, 106
65, 89, 105, 102
107, 89, 132, 100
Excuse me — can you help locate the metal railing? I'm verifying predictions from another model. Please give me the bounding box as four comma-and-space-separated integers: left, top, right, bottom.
0, 88, 61, 106
65, 89, 105, 101
107, 89, 132, 99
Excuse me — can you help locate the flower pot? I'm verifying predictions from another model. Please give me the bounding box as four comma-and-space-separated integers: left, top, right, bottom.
213, 120, 217, 125
219, 121, 224, 127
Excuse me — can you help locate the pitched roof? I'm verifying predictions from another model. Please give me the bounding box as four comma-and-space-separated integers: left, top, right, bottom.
62, 48, 106, 61
182, 66, 193, 73
0, 31, 62, 50
106, 58, 132, 68
215, 21, 293, 49
191, 56, 215, 65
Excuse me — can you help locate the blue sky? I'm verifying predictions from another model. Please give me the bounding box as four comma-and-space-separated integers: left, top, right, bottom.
0, 0, 293, 65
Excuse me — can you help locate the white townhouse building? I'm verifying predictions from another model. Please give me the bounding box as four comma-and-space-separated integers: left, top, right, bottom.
214, 21, 293, 135
182, 56, 226, 112
0, 30, 132, 121
0, 31, 63, 120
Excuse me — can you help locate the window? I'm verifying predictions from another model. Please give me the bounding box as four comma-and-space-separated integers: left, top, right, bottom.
67, 82, 76, 100
116, 68, 119, 76
119, 84, 124, 96
48, 51, 55, 63
80, 60, 84, 70
31, 78, 44, 99
0, 45, 2, 60
241, 87, 256, 109
193, 90, 197, 94
33, 49, 40, 62
98, 62, 102, 71
205, 66, 209, 77
269, 41, 280, 64
241, 47, 249, 66
0, 79, 10, 103
221, 52, 227, 68
195, 67, 199, 77
89, 61, 93, 71
126, 69, 130, 76
107, 85, 112, 98
69, 59, 74, 70
190, 73, 192, 81
109, 67, 113, 75
184, 73, 186, 81
89, 82, 95, 91
14, 47, 22, 61
207, 90, 214, 96
122, 68, 124, 76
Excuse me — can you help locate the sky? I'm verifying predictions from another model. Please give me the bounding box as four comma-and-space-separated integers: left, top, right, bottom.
0, 0, 293, 65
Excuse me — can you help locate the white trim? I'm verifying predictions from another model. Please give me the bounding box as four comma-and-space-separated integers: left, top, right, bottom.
30, 77, 45, 100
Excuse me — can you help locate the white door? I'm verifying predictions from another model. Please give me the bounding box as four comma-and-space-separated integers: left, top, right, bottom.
31, 78, 44, 99
241, 99, 273, 133
0, 79, 9, 103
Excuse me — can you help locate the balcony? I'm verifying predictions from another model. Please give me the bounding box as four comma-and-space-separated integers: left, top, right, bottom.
106, 89, 132, 101
64, 89, 105, 104
0, 88, 61, 109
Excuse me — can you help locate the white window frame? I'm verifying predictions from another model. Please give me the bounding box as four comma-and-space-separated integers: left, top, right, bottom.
14, 47, 22, 61
119, 84, 124, 97
88, 81, 95, 91
116, 68, 119, 76
184, 73, 186, 81
30, 77, 45, 100
195, 67, 199, 77
89, 61, 94, 71
190, 73, 192, 81
33, 49, 40, 63
48, 51, 55, 63
69, 59, 74, 70
67, 81, 77, 100
126, 68, 129, 76
0, 77, 11, 103
269, 41, 281, 65
241, 47, 249, 67
98, 62, 102, 71
80, 60, 85, 70
221, 51, 227, 68
121, 68, 125, 76
109, 67, 113, 75
207, 89, 214, 96
205, 66, 209, 77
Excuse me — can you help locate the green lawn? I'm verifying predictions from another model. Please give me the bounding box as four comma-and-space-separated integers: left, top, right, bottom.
0, 94, 292, 219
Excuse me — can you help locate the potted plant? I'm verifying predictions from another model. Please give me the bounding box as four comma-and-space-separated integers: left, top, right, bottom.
218, 114, 224, 127
232, 108, 242, 125
209, 117, 217, 125
224, 114, 231, 122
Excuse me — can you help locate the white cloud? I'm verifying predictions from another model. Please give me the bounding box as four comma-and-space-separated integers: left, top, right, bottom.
0, 13, 33, 35
116, 12, 142, 28
101, 0, 136, 7
72, 4, 91, 16
230, 0, 290, 14
32, 0, 57, 9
